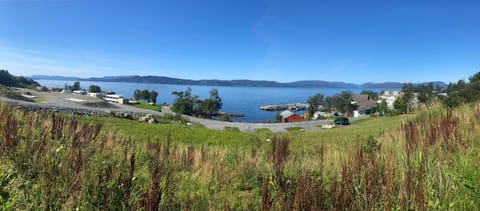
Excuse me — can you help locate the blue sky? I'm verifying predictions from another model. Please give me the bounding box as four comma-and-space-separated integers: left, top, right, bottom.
1, 0, 479, 83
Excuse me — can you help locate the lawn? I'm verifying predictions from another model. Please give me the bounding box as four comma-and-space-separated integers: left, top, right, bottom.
80, 116, 261, 148
33, 97, 46, 103
292, 115, 410, 146
130, 101, 163, 111
79, 113, 409, 152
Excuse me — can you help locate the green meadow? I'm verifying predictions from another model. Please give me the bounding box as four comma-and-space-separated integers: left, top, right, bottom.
1, 102, 479, 210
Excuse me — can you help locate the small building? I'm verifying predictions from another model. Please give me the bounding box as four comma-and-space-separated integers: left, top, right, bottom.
104, 94, 124, 103
87, 92, 102, 98
118, 98, 129, 105
280, 110, 303, 123
73, 90, 86, 95
313, 111, 333, 120
61, 89, 71, 94
287, 114, 304, 122
352, 94, 378, 118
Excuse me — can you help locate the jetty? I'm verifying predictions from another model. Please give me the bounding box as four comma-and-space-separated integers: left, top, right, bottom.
260, 103, 308, 111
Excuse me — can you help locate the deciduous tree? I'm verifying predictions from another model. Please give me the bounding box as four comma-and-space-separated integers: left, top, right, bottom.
401, 83, 415, 113
88, 85, 102, 93
149, 90, 158, 104
360, 90, 379, 100
172, 88, 222, 118
307, 93, 324, 117
72, 81, 81, 90
172, 87, 196, 115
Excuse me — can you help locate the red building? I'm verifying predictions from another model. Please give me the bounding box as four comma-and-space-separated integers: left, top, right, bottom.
286, 114, 303, 122
280, 110, 304, 123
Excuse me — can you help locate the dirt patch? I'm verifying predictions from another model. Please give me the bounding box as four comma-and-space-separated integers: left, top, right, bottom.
0, 86, 35, 102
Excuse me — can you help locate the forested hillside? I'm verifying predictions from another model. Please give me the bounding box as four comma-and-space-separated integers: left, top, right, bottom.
0, 70, 39, 88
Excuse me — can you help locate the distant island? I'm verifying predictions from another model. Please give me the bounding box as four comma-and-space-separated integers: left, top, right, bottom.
31, 75, 446, 89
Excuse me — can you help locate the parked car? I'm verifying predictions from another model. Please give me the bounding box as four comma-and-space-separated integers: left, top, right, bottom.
334, 117, 350, 125
321, 122, 336, 129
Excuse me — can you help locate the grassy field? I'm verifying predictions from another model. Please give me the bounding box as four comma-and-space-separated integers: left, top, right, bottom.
130, 101, 163, 111
291, 115, 410, 147
79, 112, 409, 150
33, 97, 46, 103
1, 102, 479, 210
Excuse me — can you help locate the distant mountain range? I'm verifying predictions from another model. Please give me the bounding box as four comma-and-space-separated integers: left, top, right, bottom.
31, 75, 446, 89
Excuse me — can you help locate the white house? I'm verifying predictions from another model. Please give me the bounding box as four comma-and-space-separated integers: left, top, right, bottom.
378, 91, 401, 109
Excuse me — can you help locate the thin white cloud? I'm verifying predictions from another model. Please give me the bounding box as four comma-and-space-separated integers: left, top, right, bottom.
0, 46, 142, 77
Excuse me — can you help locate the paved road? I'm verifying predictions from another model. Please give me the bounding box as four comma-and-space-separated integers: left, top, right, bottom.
159, 106, 335, 132
1, 91, 368, 133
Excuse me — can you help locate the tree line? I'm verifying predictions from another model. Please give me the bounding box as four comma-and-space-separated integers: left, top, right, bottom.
62, 81, 103, 93
442, 72, 480, 108
171, 87, 222, 118
307, 91, 355, 117
134, 89, 159, 104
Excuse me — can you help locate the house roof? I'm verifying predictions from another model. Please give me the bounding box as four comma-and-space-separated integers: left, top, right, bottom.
280, 110, 295, 119
353, 94, 370, 102
357, 101, 378, 111
352, 94, 378, 111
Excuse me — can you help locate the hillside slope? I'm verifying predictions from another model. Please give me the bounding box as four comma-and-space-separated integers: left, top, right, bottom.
0, 70, 39, 88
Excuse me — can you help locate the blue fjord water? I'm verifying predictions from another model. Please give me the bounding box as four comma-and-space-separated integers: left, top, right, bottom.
37, 79, 384, 123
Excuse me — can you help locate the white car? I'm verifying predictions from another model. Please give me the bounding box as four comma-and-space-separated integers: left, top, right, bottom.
321, 123, 336, 129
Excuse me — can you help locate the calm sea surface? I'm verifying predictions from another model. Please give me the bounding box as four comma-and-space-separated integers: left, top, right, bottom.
37, 80, 385, 122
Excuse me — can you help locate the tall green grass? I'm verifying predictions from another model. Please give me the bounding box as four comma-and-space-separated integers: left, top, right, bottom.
1, 102, 479, 209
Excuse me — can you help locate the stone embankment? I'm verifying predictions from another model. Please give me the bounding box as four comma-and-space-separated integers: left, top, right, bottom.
2, 97, 144, 119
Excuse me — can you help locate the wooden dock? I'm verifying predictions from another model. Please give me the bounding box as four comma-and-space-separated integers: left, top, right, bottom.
260, 103, 308, 111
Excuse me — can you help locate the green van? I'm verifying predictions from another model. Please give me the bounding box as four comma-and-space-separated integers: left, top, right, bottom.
334, 117, 350, 125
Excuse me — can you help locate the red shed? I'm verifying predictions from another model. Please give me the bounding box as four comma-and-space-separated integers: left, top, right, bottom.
280, 110, 304, 122
286, 114, 303, 122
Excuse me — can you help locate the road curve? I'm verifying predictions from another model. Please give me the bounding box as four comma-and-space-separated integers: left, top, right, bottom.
160, 106, 334, 132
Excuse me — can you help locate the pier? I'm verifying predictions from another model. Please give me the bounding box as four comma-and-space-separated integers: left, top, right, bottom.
260, 103, 308, 111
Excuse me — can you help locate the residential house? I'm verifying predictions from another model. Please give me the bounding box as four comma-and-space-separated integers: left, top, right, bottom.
352, 94, 378, 118
378, 90, 400, 109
